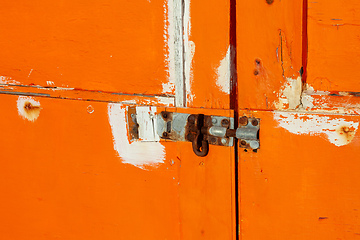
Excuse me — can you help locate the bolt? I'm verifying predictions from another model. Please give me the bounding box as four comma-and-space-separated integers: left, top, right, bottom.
221, 138, 228, 145
163, 132, 168, 137
266, 0, 274, 4
239, 116, 248, 126
212, 118, 218, 124
221, 119, 230, 127
249, 141, 260, 149
251, 119, 259, 126
254, 69, 259, 76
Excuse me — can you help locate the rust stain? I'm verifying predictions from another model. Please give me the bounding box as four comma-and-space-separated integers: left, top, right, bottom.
17, 96, 42, 122
337, 125, 356, 143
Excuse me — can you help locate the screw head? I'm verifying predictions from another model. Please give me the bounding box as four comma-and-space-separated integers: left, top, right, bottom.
188, 115, 195, 123
221, 119, 230, 127
163, 132, 168, 137
239, 116, 248, 126
254, 69, 259, 76
251, 119, 259, 126
221, 138, 228, 145
162, 112, 168, 119
212, 118, 218, 124
240, 140, 247, 146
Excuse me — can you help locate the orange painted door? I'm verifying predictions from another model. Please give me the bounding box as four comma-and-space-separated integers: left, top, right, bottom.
0, 1, 235, 240
237, 0, 360, 239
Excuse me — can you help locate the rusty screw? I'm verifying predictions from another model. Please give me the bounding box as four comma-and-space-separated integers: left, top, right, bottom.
221, 119, 230, 127
162, 112, 168, 119
251, 119, 259, 126
253, 69, 259, 76
240, 140, 247, 146
163, 132, 168, 137
239, 116, 248, 126
266, 0, 274, 4
188, 115, 195, 123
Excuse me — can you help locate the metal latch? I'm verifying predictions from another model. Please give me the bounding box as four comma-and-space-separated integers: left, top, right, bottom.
156, 111, 260, 157
126, 107, 260, 157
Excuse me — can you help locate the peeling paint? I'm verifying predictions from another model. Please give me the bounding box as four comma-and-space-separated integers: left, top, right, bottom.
107, 103, 165, 169
216, 46, 231, 94
17, 96, 41, 122
0, 76, 20, 85
275, 77, 302, 110
274, 112, 359, 146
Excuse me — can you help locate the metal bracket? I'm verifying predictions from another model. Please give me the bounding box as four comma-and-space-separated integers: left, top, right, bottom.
127, 108, 260, 157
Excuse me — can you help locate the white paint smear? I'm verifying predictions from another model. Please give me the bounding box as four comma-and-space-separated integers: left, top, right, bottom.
108, 103, 165, 169
216, 46, 231, 94
274, 112, 359, 146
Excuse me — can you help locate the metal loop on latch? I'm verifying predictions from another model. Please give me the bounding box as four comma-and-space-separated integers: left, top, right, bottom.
192, 135, 209, 157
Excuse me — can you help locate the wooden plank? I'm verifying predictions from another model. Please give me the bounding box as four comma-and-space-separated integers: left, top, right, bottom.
307, 0, 360, 93
0, 94, 234, 239
236, 0, 304, 110
185, 0, 232, 109
0, 0, 173, 96
239, 109, 360, 239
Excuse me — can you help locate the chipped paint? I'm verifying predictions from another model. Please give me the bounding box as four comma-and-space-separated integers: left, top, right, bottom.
274, 112, 359, 146
46, 81, 55, 86
0, 76, 20, 85
107, 103, 165, 169
17, 96, 41, 121
216, 46, 231, 94
275, 77, 302, 110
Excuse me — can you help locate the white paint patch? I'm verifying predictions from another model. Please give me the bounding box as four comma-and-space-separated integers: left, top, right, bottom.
46, 81, 55, 86
216, 46, 231, 94
274, 112, 359, 146
0, 76, 20, 85
17, 96, 41, 122
155, 96, 175, 106
136, 106, 160, 141
275, 77, 302, 110
107, 103, 166, 169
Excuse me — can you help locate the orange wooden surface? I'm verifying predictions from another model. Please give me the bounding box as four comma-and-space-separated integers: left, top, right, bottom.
307, 0, 360, 92
236, 0, 304, 110
188, 0, 231, 109
0, 1, 170, 95
238, 110, 360, 240
0, 95, 234, 239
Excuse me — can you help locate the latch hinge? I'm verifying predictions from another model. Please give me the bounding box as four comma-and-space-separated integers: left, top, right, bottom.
127, 107, 260, 157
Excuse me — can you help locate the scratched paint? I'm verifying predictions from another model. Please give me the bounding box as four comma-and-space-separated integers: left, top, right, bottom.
216, 46, 231, 94
107, 103, 165, 169
17, 96, 41, 122
274, 112, 359, 146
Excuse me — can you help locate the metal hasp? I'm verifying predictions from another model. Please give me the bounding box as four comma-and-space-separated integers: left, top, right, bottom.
157, 111, 234, 157
236, 116, 260, 150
